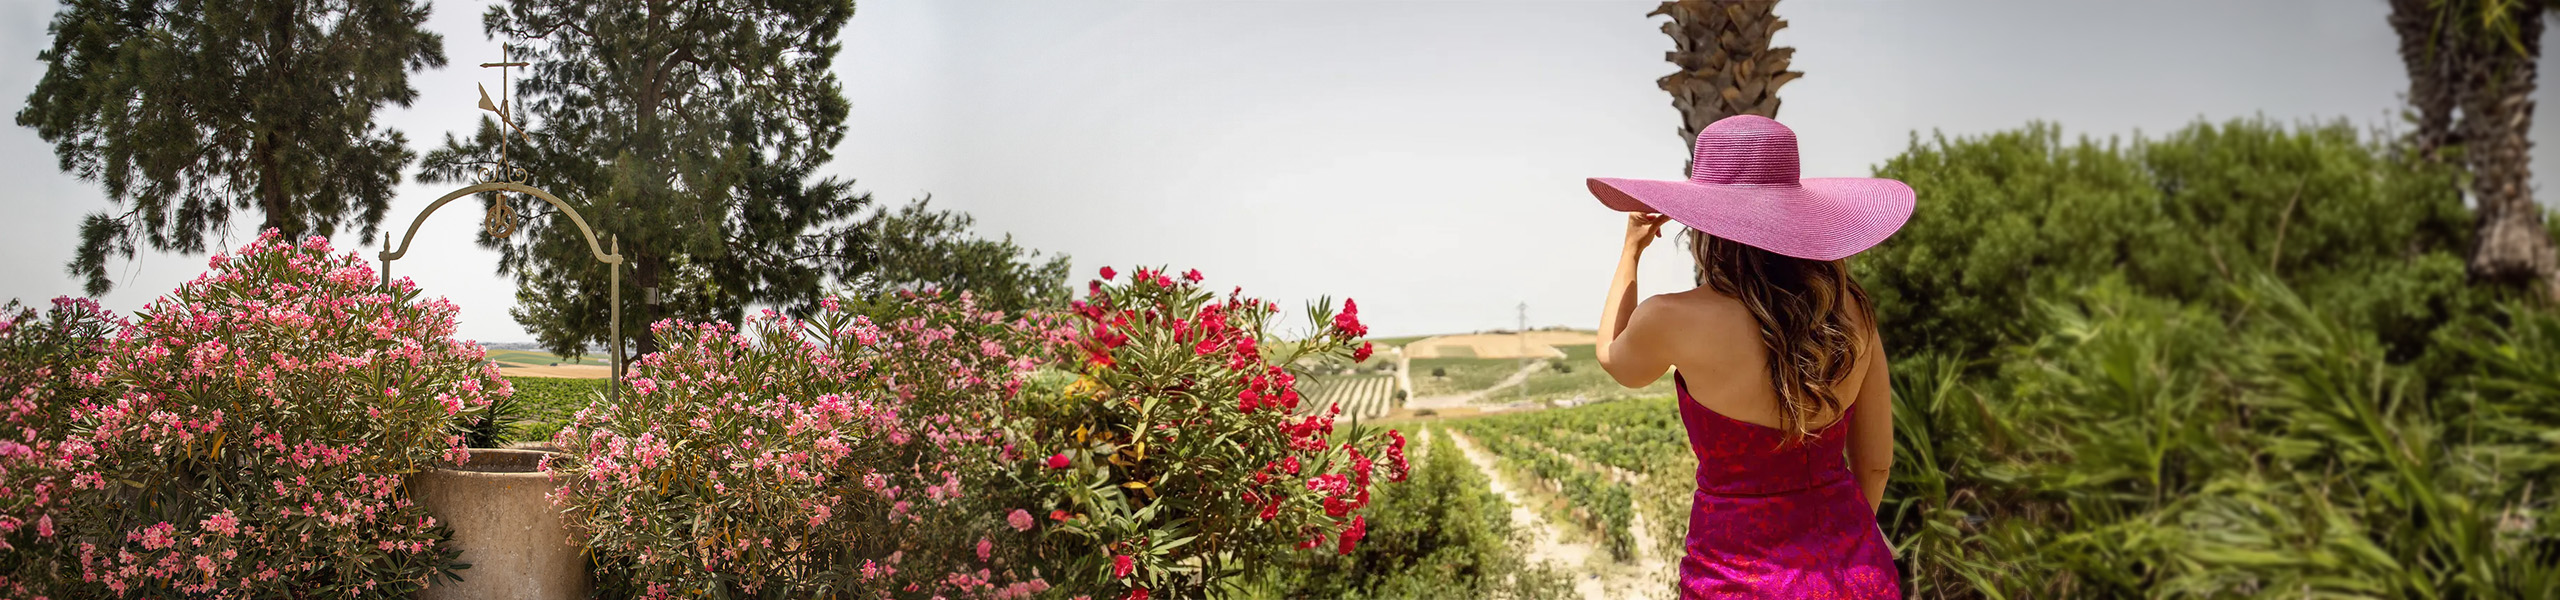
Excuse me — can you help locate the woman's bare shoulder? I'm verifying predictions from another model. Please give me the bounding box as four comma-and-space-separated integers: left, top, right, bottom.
1643, 288, 1752, 325
1637, 288, 1758, 359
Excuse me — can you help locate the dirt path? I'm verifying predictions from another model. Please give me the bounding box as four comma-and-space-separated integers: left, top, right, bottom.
1447, 430, 1598, 596
1408, 361, 1545, 411
1449, 430, 1676, 599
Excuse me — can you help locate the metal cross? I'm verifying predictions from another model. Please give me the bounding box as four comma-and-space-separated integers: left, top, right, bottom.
476, 43, 533, 237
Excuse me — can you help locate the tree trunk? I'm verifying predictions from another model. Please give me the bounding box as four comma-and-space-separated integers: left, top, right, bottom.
257, 3, 298, 239
2458, 3, 2560, 300
1652, 0, 1801, 144
255, 132, 295, 237
2390, 0, 2461, 158
633, 251, 662, 359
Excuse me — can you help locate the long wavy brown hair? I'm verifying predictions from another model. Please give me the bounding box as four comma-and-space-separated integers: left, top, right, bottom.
1687, 228, 1876, 444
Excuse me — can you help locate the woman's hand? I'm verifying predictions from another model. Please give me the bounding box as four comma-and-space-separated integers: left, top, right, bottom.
1623, 213, 1670, 253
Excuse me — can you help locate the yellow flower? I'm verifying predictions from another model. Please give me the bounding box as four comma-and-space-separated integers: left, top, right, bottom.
1066, 375, 1107, 398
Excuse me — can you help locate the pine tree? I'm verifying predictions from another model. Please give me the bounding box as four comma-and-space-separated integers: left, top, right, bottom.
18, 0, 447, 295
422, 0, 1066, 360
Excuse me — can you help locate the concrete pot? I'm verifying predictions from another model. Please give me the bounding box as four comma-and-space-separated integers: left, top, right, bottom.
409, 448, 591, 600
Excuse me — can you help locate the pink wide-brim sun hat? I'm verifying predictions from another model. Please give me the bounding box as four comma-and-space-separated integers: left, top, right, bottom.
1588, 115, 1913, 262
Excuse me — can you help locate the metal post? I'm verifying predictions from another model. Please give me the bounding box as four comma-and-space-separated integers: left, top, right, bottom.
609, 235, 622, 404
1518, 302, 1528, 402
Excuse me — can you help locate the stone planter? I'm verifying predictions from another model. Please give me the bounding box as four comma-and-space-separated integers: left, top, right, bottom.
409, 448, 590, 600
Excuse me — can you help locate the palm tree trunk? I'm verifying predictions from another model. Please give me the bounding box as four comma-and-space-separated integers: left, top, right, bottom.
2391, 0, 2461, 158
2455, 2, 2560, 300
1652, 0, 1801, 145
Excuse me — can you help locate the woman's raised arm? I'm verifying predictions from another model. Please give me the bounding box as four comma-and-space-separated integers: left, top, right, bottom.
1598, 214, 1673, 388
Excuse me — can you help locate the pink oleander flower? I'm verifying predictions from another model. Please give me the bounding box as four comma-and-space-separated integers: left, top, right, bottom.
1007, 509, 1034, 531
29, 230, 498, 598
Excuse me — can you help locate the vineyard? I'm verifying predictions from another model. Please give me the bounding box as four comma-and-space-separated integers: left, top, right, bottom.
1451, 396, 1701, 564
1298, 373, 1398, 421
503, 376, 607, 443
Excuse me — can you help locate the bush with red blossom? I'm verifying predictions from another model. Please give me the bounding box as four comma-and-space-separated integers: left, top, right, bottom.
544, 291, 1073, 599
23, 230, 506, 598
1004, 267, 1407, 599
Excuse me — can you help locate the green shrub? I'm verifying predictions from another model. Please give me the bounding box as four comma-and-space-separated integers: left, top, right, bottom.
1858, 119, 2483, 360
1878, 277, 2560, 597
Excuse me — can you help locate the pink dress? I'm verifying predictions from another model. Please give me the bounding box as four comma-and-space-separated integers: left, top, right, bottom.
1675, 373, 1900, 598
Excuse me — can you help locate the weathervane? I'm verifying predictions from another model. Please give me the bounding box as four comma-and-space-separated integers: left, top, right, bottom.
383, 39, 627, 404
475, 43, 533, 238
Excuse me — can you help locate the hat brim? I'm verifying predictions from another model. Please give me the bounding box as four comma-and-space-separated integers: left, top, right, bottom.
1586, 177, 1914, 261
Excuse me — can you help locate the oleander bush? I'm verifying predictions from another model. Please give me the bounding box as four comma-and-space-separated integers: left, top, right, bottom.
1002, 267, 1407, 598
546, 266, 1409, 599
547, 291, 1066, 599
7, 231, 507, 598
0, 297, 121, 597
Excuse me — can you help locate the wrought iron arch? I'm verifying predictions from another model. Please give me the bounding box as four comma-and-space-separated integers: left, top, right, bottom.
379, 181, 626, 401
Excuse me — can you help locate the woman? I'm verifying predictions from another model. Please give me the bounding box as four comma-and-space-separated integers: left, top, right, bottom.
1587, 115, 1910, 598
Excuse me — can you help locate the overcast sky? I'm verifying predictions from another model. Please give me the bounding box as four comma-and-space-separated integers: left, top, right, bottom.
2, 1, 2548, 343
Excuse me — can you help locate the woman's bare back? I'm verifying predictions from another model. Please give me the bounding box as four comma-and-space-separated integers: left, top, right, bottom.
1632, 286, 1882, 432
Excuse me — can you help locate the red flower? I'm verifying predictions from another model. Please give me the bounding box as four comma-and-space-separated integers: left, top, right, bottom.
1259, 499, 1280, 521
1182, 269, 1203, 283
1126, 588, 1149, 600
1085, 346, 1116, 369
1297, 534, 1325, 550
1051, 509, 1072, 521
1113, 554, 1134, 579
1100, 266, 1117, 280
1281, 455, 1300, 475
1237, 389, 1259, 413
1046, 453, 1072, 470
1352, 341, 1373, 363
1332, 299, 1368, 337
1324, 496, 1350, 517
1337, 516, 1368, 555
